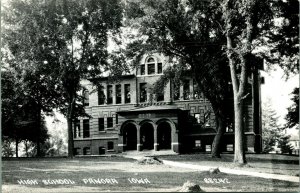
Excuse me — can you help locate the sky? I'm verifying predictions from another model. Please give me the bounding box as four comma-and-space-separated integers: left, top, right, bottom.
261, 67, 299, 126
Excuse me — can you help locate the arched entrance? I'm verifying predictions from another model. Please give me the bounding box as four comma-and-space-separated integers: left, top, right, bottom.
157, 122, 172, 150
123, 123, 137, 150
140, 122, 154, 150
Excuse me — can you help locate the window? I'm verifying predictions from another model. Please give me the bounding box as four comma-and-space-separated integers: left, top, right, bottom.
173, 83, 180, 101
157, 92, 164, 101
83, 119, 90, 138
73, 148, 80, 156
107, 141, 114, 150
183, 80, 190, 100
98, 86, 105, 105
98, 118, 104, 131
193, 80, 201, 99
147, 63, 155, 74
227, 144, 234, 151
115, 114, 118, 124
147, 57, 155, 63
124, 84, 131, 103
140, 83, 147, 102
157, 63, 162, 74
107, 117, 113, 128
83, 89, 89, 106
140, 64, 145, 75
195, 140, 201, 148
83, 147, 91, 155
74, 120, 80, 138
205, 145, 212, 152
194, 114, 201, 124
99, 146, 105, 155
107, 85, 113, 104
115, 84, 121, 104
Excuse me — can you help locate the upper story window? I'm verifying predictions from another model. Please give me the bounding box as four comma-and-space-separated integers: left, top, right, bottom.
83, 89, 89, 106
147, 57, 155, 63
139, 56, 163, 75
98, 86, 105, 105
124, 84, 131, 103
98, 118, 104, 131
157, 63, 163, 74
157, 91, 164, 102
147, 57, 155, 75
140, 64, 145, 75
140, 83, 147, 102
107, 117, 113, 128
74, 120, 80, 138
107, 85, 113, 104
193, 80, 201, 99
183, 80, 190, 100
115, 84, 121, 104
173, 83, 180, 101
83, 119, 90, 138
148, 63, 155, 74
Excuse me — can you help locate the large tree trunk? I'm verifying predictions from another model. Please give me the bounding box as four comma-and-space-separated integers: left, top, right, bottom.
225, 16, 248, 164
211, 110, 226, 158
15, 138, 19, 158
67, 97, 76, 158
233, 96, 246, 164
67, 117, 74, 158
36, 107, 41, 157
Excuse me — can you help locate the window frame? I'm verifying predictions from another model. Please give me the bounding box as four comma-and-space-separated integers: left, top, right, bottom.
107, 85, 113, 104
124, 84, 131, 103
98, 118, 105, 131
115, 84, 122, 104
83, 119, 90, 138
107, 117, 113, 128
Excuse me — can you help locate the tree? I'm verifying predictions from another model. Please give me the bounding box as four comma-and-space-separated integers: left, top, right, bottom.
125, 0, 233, 158
266, 0, 299, 76
286, 87, 299, 129
261, 99, 282, 153
2, 68, 50, 157
278, 135, 294, 155
3, 0, 124, 158
2, 139, 14, 157
221, 0, 275, 164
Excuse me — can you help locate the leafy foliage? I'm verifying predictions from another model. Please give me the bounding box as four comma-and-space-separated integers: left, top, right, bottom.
285, 87, 299, 129
3, 0, 124, 157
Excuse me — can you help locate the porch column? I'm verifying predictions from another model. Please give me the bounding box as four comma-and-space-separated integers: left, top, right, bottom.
171, 124, 179, 153
117, 134, 125, 153
137, 125, 142, 151
154, 124, 158, 151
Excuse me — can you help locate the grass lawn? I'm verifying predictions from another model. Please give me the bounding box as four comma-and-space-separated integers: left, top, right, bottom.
2, 156, 299, 192
157, 153, 300, 176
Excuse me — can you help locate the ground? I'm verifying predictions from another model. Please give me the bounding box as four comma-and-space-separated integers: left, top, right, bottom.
2, 154, 299, 192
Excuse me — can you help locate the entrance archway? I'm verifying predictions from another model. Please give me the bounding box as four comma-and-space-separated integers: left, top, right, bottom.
140, 122, 154, 150
123, 123, 137, 150
157, 122, 172, 150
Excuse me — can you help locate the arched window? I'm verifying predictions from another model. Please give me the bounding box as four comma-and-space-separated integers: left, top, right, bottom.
147, 57, 155, 63
147, 57, 155, 75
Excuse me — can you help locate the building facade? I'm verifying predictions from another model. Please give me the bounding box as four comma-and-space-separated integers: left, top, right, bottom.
73, 53, 262, 155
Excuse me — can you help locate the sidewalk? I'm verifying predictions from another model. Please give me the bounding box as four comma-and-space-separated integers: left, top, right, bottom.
122, 152, 299, 183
